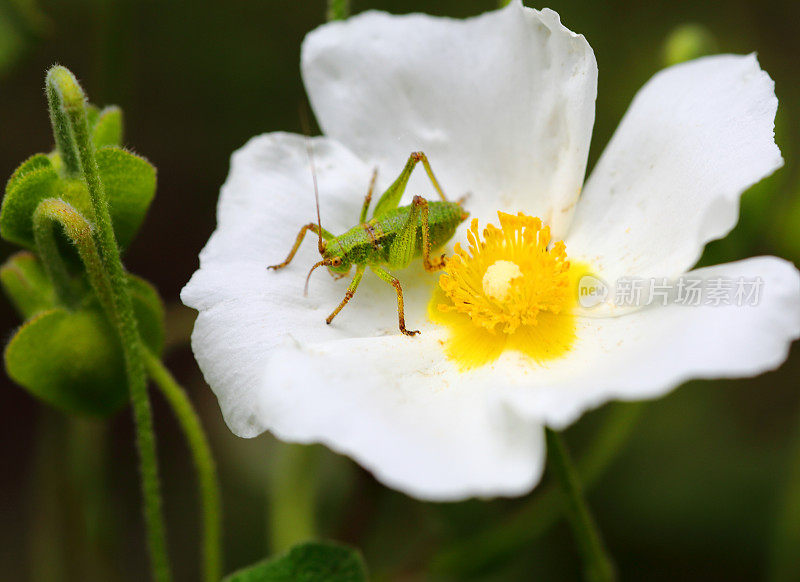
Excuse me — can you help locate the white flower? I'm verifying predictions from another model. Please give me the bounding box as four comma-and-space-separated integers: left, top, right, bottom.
181, 1, 800, 500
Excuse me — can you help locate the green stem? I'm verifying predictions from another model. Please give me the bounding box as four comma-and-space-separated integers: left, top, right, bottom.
545, 428, 616, 582
31, 200, 81, 308
32, 198, 114, 314
67, 417, 118, 580
46, 65, 171, 582
142, 348, 222, 582
268, 443, 318, 553
326, 0, 349, 21
28, 409, 67, 582
431, 402, 644, 577
767, 396, 800, 582
35, 194, 215, 581
46, 71, 81, 176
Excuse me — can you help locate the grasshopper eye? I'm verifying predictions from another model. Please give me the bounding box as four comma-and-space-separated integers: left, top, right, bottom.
331, 257, 342, 267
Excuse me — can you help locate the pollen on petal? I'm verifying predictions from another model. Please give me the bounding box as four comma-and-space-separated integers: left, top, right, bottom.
429, 212, 583, 370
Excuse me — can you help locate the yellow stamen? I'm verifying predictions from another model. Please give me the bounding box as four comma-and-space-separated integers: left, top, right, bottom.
429, 212, 581, 370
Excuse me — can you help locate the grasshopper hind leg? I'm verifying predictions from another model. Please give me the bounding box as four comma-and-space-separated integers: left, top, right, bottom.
359, 168, 379, 223
412, 195, 447, 273
388, 195, 447, 273
371, 266, 419, 336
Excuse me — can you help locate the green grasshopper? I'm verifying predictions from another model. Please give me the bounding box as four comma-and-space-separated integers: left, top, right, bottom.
268, 151, 469, 336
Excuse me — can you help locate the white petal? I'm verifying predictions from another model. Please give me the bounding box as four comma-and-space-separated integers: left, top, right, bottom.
182, 133, 444, 436
496, 257, 800, 429
301, 2, 597, 237
263, 334, 545, 501
567, 54, 783, 284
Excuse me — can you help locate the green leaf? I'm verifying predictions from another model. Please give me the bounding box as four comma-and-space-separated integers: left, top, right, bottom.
47, 150, 65, 175
2, 146, 153, 250
0, 251, 55, 319
223, 542, 368, 582
92, 106, 124, 148
85, 103, 101, 128
52, 176, 91, 215
0, 159, 59, 247
4, 306, 128, 416
6, 153, 52, 193
128, 273, 165, 355
96, 146, 156, 248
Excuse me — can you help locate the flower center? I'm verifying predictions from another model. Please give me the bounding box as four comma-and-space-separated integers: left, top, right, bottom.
429, 212, 581, 369
482, 260, 523, 301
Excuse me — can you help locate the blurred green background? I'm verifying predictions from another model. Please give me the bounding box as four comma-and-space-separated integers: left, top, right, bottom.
1, 0, 799, 580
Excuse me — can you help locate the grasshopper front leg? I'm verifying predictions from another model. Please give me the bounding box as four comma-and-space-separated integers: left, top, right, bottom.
370, 266, 419, 336
326, 264, 365, 325
267, 223, 334, 270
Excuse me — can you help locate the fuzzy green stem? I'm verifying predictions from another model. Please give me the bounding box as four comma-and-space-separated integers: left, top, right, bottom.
32, 198, 114, 314
498, 0, 512, 7
268, 444, 318, 553
142, 349, 222, 582
32, 203, 120, 577
31, 200, 82, 308
327, 0, 349, 21
431, 402, 643, 577
546, 428, 616, 582
45, 65, 171, 582
46, 67, 81, 176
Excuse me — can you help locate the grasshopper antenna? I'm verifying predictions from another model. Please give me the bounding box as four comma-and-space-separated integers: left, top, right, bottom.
304, 259, 330, 296
300, 106, 326, 256
306, 140, 325, 256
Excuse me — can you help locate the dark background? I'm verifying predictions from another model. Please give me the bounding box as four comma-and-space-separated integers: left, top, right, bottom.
1, 0, 800, 580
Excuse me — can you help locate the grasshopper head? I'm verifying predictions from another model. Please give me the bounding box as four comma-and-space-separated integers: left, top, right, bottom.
304, 240, 350, 295
322, 242, 351, 275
